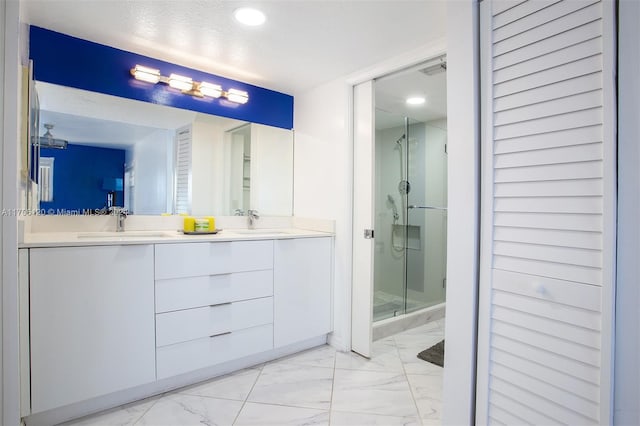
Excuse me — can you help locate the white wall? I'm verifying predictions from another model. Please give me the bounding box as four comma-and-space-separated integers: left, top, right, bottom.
250, 123, 294, 216
2, 0, 24, 424
293, 77, 352, 350
130, 129, 173, 215
191, 117, 225, 216
0, 3, 6, 423
441, 1, 479, 425
615, 0, 639, 423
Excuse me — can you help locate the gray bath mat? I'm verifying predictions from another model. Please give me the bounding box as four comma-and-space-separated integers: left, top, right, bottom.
417, 340, 444, 367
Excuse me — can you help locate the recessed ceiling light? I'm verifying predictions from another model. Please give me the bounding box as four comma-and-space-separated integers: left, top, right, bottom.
406, 96, 426, 106
234, 8, 266, 26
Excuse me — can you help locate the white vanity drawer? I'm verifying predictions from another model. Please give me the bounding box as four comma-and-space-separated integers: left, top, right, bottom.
156, 324, 274, 379
230, 240, 273, 272
155, 242, 232, 279
155, 270, 273, 313
156, 297, 273, 347
155, 240, 274, 280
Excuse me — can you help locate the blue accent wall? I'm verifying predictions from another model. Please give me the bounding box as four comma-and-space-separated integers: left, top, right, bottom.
29, 26, 294, 129
40, 144, 125, 212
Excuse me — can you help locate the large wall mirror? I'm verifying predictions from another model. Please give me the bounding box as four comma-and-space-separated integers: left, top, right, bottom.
29, 81, 294, 216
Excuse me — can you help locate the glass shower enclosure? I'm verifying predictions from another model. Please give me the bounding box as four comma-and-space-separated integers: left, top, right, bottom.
373, 109, 448, 322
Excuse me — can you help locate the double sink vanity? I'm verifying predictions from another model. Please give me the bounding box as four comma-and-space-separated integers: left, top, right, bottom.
18, 216, 334, 425
20, 26, 318, 426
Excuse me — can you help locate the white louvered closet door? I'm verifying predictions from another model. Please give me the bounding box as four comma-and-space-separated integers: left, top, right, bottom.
175, 125, 192, 214
477, 1, 616, 425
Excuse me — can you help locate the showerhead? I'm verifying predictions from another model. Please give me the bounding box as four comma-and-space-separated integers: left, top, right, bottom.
395, 134, 406, 145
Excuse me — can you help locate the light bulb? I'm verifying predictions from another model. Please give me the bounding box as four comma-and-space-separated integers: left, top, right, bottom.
169, 73, 193, 91
199, 82, 223, 98
406, 96, 426, 105
131, 65, 160, 84
234, 8, 266, 26
226, 88, 249, 104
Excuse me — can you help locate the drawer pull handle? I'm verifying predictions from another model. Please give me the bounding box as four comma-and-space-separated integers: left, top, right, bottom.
209, 302, 232, 308
209, 331, 232, 338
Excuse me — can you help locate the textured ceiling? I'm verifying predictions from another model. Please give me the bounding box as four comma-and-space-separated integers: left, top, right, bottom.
21, 0, 447, 94
375, 61, 447, 129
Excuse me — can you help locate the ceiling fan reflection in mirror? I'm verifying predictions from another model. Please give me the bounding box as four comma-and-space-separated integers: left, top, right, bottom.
34, 123, 68, 149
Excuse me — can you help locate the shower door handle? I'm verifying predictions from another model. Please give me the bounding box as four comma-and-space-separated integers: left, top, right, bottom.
408, 205, 448, 211
364, 229, 375, 239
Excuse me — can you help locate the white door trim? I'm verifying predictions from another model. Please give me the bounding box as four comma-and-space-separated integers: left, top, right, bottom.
599, 0, 618, 420
475, 1, 495, 421
2, 1, 23, 425
350, 81, 375, 357
347, 40, 448, 356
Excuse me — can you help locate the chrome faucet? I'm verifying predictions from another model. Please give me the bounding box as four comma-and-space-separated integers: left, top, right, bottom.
247, 209, 259, 229
110, 207, 128, 232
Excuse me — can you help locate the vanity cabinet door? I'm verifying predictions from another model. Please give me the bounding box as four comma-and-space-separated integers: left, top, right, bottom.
273, 237, 333, 347
29, 245, 156, 413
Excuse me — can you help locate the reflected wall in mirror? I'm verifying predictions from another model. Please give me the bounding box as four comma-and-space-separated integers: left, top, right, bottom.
32, 82, 294, 216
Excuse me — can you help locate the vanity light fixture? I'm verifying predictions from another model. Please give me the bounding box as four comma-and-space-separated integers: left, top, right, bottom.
226, 88, 249, 104
198, 82, 223, 98
168, 73, 193, 91
131, 65, 161, 84
130, 65, 250, 104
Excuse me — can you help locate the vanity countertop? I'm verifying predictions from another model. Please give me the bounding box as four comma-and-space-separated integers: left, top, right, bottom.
19, 228, 334, 248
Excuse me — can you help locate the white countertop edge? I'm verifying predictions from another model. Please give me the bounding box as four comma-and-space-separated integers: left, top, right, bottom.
18, 228, 334, 248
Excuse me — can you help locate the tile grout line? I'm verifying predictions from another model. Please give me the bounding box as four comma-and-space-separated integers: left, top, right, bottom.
327, 347, 338, 425
131, 392, 165, 426
397, 328, 427, 426
231, 364, 266, 425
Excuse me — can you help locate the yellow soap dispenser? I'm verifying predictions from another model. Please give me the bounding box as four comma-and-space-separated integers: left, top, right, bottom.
183, 216, 195, 232
205, 216, 216, 231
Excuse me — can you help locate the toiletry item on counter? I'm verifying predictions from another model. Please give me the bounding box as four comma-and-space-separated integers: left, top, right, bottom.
182, 215, 218, 234
183, 216, 195, 232
195, 218, 209, 232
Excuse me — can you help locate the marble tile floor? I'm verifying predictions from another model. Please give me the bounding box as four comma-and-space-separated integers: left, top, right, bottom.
63, 320, 445, 426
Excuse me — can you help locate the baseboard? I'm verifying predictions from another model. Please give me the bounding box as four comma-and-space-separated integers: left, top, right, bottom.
24, 335, 328, 426
327, 332, 349, 352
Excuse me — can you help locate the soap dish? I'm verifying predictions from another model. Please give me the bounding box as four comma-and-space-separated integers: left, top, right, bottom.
179, 229, 222, 235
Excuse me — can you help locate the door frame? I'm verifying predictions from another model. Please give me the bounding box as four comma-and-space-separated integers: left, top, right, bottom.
347, 40, 448, 357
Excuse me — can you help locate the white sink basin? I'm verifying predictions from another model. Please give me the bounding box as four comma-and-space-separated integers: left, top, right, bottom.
77, 231, 172, 239
232, 229, 290, 235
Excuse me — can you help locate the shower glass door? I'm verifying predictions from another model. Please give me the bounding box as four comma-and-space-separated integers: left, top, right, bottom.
405, 120, 447, 312
373, 111, 447, 322
373, 110, 408, 321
